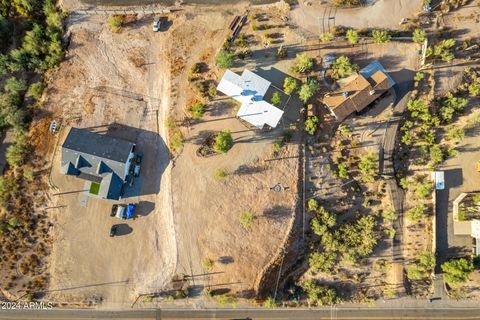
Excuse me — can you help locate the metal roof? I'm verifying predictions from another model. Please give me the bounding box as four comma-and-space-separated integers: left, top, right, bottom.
217, 69, 284, 129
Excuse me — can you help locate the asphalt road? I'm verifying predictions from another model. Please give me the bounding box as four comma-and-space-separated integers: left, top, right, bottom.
2, 307, 480, 319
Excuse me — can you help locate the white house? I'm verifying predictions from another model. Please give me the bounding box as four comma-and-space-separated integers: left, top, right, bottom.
217, 69, 284, 129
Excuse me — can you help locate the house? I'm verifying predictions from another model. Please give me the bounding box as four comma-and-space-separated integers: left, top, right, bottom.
60, 127, 135, 200
323, 60, 395, 122
217, 69, 284, 129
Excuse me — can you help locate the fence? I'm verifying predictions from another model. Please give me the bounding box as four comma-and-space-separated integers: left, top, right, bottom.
73, 9, 171, 14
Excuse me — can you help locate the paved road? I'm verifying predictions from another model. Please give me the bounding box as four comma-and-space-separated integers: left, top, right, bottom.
3, 307, 480, 319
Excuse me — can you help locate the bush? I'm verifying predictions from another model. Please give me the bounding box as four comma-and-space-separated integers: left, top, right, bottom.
358, 152, 378, 183
433, 39, 455, 62
447, 126, 465, 142
283, 77, 298, 95
414, 72, 425, 82
170, 131, 184, 152
346, 29, 359, 44
429, 144, 444, 165
320, 32, 334, 42
468, 83, 480, 96
213, 130, 233, 153
407, 204, 426, 222
190, 63, 202, 74
216, 50, 235, 69
441, 258, 474, 285
331, 56, 358, 80
302, 280, 340, 306
440, 92, 467, 123
371, 29, 391, 44
214, 168, 228, 180
240, 211, 255, 230
291, 53, 314, 74
189, 102, 205, 120
298, 80, 320, 103
23, 166, 34, 182
4, 77, 26, 94
108, 15, 124, 33
203, 258, 215, 270
406, 264, 425, 280
216, 294, 237, 307
382, 207, 397, 222
263, 297, 276, 308
412, 28, 426, 43
309, 252, 336, 272
27, 81, 44, 101
271, 92, 282, 106
415, 181, 432, 199
333, 0, 364, 7
305, 116, 319, 135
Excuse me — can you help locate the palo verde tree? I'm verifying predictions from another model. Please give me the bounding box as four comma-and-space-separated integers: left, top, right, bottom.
331, 55, 358, 80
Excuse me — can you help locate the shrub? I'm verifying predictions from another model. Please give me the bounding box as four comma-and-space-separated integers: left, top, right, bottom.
108, 15, 123, 32
216, 294, 237, 307
302, 280, 340, 306
412, 28, 426, 43
4, 77, 26, 93
299, 80, 320, 103
333, 0, 364, 6
214, 168, 228, 180
271, 92, 282, 106
468, 83, 480, 96
337, 163, 349, 179
440, 92, 467, 123
309, 251, 336, 272
382, 207, 397, 222
213, 130, 233, 153
447, 126, 465, 142
6, 131, 30, 167
429, 144, 444, 165
170, 131, 184, 152
433, 39, 455, 62
414, 72, 425, 82
331, 56, 358, 80
358, 152, 378, 183
407, 204, 427, 222
441, 258, 474, 285
307, 198, 319, 212
216, 50, 235, 69
415, 181, 432, 199
240, 211, 255, 230
406, 264, 425, 280
291, 53, 314, 74
27, 81, 44, 101
283, 77, 298, 95
203, 258, 215, 270
320, 32, 334, 42
371, 29, 391, 44
304, 116, 319, 135
263, 297, 276, 308
346, 29, 359, 44
23, 166, 34, 182
190, 63, 202, 74
189, 102, 205, 120
272, 141, 283, 152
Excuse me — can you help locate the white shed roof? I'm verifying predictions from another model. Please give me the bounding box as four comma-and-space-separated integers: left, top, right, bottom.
217, 69, 284, 129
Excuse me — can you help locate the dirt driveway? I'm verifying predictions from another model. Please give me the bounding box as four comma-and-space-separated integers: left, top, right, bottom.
44, 14, 175, 306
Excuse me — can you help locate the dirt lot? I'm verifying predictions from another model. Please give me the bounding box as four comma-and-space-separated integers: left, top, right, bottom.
44, 14, 175, 305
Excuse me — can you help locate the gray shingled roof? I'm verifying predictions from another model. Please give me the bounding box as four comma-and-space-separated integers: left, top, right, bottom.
60, 128, 135, 200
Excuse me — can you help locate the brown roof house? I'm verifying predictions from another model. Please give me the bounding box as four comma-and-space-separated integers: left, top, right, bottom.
323, 60, 395, 122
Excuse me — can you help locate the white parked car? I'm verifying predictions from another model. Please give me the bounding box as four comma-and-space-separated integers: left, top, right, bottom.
153, 17, 161, 32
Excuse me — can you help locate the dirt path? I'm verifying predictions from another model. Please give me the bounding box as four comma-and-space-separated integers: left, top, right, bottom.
290, 0, 423, 34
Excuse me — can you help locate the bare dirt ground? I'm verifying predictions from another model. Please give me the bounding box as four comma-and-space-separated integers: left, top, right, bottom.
290, 0, 424, 35
43, 14, 175, 306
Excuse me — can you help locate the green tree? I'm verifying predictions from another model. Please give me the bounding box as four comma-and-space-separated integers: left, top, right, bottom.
337, 162, 349, 179
302, 280, 340, 306
189, 102, 205, 120
433, 39, 455, 62
271, 92, 282, 106
298, 80, 320, 103
216, 50, 235, 69
320, 32, 334, 42
6, 131, 30, 167
418, 251, 436, 272
170, 131, 184, 151
406, 264, 425, 280
407, 204, 426, 222
382, 207, 397, 222
440, 92, 467, 123
283, 77, 298, 95
12, 0, 40, 16
307, 199, 319, 212
346, 29, 359, 45
441, 258, 474, 285
469, 83, 480, 96
415, 181, 432, 199
429, 144, 444, 165
358, 152, 378, 183
305, 116, 319, 135
4, 77, 26, 94
213, 129, 233, 153
27, 81, 44, 100
331, 55, 358, 80
448, 126, 465, 142
291, 53, 314, 74
371, 29, 391, 44
309, 252, 336, 272
412, 28, 426, 43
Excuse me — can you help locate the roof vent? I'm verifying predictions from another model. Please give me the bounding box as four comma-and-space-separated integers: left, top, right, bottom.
342, 92, 349, 97
369, 90, 376, 95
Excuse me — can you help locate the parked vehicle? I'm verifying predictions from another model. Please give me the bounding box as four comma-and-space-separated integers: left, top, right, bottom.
116, 205, 127, 220
110, 225, 118, 237
111, 204, 118, 217
126, 203, 135, 219
153, 16, 161, 32
134, 152, 143, 177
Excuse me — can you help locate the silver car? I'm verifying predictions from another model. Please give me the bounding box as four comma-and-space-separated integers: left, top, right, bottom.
153, 16, 160, 32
